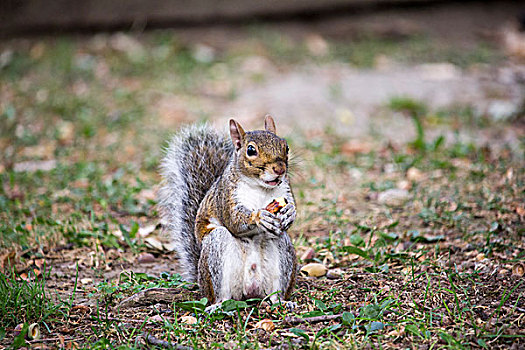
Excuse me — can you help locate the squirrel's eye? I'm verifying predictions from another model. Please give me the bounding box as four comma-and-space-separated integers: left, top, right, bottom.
286, 145, 289, 153
246, 145, 257, 157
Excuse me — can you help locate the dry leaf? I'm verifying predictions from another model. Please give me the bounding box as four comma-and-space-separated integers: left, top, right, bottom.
138, 224, 156, 237
255, 319, 276, 332
378, 189, 410, 206
305, 34, 329, 57
71, 305, 91, 314
144, 236, 164, 251
149, 315, 164, 323
341, 140, 371, 155
317, 249, 335, 266
13, 160, 57, 172
300, 248, 315, 261
300, 263, 328, 277
407, 167, 424, 181
397, 180, 411, 191
80, 278, 93, 285
475, 253, 485, 262
181, 315, 198, 325
0, 250, 16, 270
512, 263, 524, 277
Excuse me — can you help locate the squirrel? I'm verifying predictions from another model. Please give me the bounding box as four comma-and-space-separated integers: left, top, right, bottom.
158, 115, 297, 308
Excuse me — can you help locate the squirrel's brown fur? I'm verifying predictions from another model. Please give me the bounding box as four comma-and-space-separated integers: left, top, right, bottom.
159, 116, 297, 306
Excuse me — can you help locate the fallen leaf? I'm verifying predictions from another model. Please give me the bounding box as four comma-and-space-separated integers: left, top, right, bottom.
512, 263, 524, 277
137, 189, 156, 201
318, 249, 335, 266
475, 253, 485, 262
149, 315, 164, 323
144, 236, 164, 251
300, 248, 315, 261
13, 160, 57, 172
406, 167, 424, 181
255, 319, 276, 332
181, 315, 198, 325
0, 250, 16, 270
71, 305, 90, 314
341, 140, 371, 155
397, 180, 411, 190
378, 189, 410, 206
80, 278, 93, 285
138, 224, 156, 237
300, 263, 328, 277
305, 34, 329, 57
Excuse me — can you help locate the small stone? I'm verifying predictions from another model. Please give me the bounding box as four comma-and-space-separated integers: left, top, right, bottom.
138, 252, 156, 264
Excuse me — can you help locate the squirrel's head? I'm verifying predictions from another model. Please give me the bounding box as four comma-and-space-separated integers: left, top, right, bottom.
229, 115, 289, 189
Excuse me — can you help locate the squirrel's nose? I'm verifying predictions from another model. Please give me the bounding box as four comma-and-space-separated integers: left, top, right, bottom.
273, 165, 285, 176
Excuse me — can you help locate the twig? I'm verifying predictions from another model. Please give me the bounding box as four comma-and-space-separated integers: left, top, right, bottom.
142, 333, 193, 350
28, 337, 77, 343
118, 288, 183, 309
284, 313, 343, 325
90, 316, 154, 323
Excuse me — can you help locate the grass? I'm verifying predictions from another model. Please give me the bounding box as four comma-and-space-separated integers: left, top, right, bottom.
0, 267, 63, 340
0, 25, 523, 349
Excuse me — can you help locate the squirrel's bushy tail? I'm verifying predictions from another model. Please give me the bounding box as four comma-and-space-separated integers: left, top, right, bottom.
158, 124, 233, 282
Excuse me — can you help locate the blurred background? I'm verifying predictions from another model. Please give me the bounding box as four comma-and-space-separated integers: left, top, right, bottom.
1, 0, 524, 164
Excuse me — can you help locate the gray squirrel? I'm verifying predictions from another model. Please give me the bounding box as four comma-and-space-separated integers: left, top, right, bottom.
158, 115, 297, 308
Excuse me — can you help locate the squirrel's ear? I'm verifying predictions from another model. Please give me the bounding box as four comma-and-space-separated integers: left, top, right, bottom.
264, 114, 276, 134
229, 119, 245, 151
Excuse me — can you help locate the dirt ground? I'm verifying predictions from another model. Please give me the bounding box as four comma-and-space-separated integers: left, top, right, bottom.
1, 1, 524, 349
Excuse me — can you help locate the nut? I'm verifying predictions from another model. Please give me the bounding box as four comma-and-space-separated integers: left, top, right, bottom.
266, 197, 288, 214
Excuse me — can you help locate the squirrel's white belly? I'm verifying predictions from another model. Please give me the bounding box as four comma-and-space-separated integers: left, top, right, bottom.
235, 179, 289, 211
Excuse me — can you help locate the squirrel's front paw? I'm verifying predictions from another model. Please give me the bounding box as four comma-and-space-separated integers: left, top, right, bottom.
258, 210, 282, 237
277, 203, 296, 231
